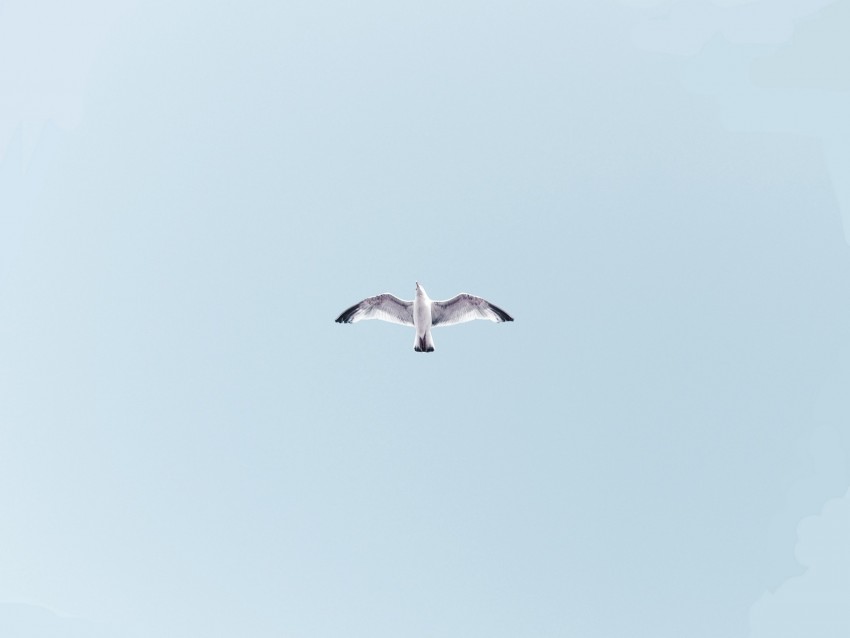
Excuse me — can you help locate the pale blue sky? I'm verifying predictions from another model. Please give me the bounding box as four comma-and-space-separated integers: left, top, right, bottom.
2, 1, 849, 637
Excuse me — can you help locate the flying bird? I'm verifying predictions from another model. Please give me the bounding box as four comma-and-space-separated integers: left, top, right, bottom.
335, 282, 513, 352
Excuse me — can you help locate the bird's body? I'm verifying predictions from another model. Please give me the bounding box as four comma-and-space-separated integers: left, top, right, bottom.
412, 284, 434, 352
335, 282, 513, 352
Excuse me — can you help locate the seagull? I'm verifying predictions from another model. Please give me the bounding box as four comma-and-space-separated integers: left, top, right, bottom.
335, 282, 513, 352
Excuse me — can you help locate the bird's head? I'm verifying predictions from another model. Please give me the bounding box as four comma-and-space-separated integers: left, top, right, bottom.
415, 282, 424, 295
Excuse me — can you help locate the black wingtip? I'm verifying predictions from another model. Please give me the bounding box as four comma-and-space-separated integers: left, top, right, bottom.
335, 303, 360, 323
490, 303, 514, 322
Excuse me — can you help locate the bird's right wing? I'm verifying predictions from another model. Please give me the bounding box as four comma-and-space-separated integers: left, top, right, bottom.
431, 293, 514, 327
335, 294, 414, 326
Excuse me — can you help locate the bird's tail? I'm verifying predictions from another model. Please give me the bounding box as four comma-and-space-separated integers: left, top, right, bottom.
414, 331, 435, 353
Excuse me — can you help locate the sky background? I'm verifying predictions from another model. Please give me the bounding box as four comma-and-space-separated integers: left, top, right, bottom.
2, 1, 850, 637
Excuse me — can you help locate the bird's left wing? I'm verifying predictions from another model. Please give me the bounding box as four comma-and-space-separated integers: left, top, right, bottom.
335, 293, 414, 326
431, 294, 514, 327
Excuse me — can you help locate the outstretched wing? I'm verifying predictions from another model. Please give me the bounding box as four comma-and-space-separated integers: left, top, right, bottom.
335, 294, 414, 326
431, 294, 514, 327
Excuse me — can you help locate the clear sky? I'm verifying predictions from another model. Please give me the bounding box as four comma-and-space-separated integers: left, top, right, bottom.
2, 1, 849, 637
